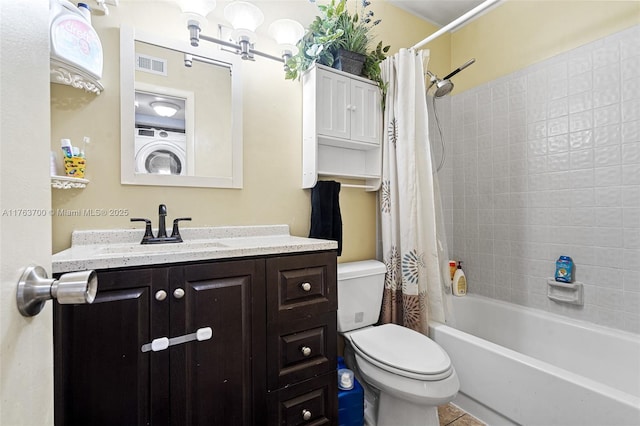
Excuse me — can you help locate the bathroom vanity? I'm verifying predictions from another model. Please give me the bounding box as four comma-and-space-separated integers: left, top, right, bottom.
52, 225, 338, 425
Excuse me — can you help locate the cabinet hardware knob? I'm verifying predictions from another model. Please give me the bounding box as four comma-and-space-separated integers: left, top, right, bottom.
302, 409, 312, 421
300, 282, 311, 292
300, 346, 312, 357
173, 288, 185, 299
155, 290, 167, 301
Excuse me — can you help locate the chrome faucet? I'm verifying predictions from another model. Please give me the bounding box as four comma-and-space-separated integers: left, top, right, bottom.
130, 204, 191, 244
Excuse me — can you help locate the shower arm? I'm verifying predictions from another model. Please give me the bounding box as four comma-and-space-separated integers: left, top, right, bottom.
442, 59, 476, 81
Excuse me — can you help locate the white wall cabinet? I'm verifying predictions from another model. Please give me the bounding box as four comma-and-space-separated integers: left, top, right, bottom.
302, 65, 382, 191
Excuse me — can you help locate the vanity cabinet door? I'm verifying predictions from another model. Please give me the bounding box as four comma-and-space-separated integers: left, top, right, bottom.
169, 259, 266, 426
54, 267, 170, 426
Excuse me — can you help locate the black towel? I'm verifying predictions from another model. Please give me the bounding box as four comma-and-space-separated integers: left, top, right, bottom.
309, 180, 343, 256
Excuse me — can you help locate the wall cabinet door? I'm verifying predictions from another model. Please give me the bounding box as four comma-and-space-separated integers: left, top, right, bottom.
350, 79, 381, 145
316, 70, 350, 140
316, 67, 380, 145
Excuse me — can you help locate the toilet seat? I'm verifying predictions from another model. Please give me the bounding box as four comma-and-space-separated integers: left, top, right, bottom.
349, 324, 453, 381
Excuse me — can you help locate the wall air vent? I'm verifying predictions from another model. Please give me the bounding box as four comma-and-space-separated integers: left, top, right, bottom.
135, 53, 168, 76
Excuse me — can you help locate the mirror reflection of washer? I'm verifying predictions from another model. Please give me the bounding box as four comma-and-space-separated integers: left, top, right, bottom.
135, 128, 187, 176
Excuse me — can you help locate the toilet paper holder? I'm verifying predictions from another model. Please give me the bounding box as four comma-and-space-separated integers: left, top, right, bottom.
16, 265, 98, 317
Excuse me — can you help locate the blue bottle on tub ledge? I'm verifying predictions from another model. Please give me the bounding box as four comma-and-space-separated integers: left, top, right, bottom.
555, 256, 574, 283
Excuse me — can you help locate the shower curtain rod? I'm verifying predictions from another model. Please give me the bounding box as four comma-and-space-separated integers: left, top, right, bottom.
411, 0, 501, 50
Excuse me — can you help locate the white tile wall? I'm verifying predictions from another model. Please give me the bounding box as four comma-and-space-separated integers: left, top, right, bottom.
435, 25, 640, 334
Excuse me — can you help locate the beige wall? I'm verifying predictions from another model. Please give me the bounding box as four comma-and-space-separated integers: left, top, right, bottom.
51, 1, 440, 261
451, 0, 640, 94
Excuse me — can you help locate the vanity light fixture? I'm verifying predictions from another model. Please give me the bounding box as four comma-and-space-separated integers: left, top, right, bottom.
151, 101, 180, 118
179, 0, 304, 66
268, 19, 305, 59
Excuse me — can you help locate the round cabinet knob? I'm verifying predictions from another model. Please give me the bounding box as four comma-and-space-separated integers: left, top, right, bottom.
155, 290, 167, 301
173, 288, 185, 299
302, 409, 312, 421
300, 282, 311, 292
300, 346, 312, 357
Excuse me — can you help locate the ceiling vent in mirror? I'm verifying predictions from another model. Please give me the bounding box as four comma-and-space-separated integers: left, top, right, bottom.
136, 53, 168, 76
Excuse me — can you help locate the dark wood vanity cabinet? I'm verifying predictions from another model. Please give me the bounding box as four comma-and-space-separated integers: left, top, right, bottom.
54, 251, 337, 426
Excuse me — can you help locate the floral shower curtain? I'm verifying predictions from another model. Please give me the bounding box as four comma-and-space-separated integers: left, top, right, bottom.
379, 48, 452, 334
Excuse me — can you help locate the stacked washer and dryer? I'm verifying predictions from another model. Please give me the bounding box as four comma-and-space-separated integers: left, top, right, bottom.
134, 127, 186, 176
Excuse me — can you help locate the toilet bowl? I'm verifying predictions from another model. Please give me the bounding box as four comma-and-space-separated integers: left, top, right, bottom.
337, 261, 459, 426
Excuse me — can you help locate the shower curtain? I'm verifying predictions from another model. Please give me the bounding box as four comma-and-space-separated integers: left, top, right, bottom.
379, 48, 452, 334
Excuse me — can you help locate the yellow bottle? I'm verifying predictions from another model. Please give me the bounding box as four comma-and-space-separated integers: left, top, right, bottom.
452, 261, 467, 296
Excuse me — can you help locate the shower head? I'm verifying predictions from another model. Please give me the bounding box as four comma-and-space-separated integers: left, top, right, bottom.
433, 78, 454, 98
426, 58, 476, 98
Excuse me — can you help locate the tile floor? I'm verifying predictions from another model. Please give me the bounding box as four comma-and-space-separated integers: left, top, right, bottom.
438, 404, 485, 426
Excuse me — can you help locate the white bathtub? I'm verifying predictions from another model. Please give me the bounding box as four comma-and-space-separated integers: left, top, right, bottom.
430, 295, 640, 426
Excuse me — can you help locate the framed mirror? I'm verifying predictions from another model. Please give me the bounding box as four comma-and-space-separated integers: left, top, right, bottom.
120, 26, 243, 188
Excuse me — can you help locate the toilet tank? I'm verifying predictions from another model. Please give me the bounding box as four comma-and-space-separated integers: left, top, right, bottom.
337, 260, 387, 332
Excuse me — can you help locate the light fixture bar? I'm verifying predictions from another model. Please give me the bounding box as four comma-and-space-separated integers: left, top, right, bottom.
187, 19, 293, 66
197, 31, 286, 63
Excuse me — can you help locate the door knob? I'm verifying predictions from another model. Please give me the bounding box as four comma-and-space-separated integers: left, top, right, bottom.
16, 265, 97, 317
155, 290, 167, 301
300, 282, 311, 292
173, 288, 185, 299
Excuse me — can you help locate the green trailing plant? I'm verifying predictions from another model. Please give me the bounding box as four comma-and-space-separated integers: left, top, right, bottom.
285, 0, 390, 93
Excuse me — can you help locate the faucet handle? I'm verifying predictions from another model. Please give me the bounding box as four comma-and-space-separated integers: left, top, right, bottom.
130, 218, 154, 242
170, 217, 192, 242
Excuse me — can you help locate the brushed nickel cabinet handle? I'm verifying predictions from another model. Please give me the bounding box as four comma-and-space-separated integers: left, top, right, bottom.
300, 346, 312, 357
155, 290, 167, 301
300, 282, 311, 292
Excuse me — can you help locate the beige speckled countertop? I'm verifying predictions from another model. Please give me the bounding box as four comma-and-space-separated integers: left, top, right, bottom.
52, 225, 338, 273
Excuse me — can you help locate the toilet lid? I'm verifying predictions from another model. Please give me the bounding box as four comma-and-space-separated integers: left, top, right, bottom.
349, 324, 452, 378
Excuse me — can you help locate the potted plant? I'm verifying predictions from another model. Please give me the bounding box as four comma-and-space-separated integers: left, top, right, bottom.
285, 0, 390, 91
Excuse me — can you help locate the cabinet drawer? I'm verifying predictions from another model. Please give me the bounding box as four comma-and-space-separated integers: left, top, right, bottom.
267, 373, 338, 426
268, 312, 337, 390
267, 252, 337, 322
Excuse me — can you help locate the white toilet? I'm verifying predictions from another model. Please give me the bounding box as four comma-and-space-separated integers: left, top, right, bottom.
337, 260, 459, 426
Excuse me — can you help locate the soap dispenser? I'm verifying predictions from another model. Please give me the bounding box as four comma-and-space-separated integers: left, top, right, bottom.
452, 261, 467, 296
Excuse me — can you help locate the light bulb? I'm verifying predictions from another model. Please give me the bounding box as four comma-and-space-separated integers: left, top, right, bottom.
177, 0, 216, 18
224, 1, 264, 42
268, 19, 304, 56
